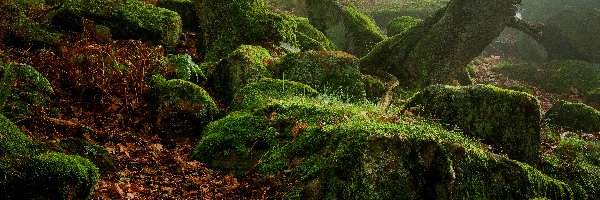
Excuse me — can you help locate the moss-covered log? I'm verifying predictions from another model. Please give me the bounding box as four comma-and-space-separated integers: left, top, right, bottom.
361, 0, 521, 90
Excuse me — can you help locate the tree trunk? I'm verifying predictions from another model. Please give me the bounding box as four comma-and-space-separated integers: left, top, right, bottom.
360, 0, 522, 90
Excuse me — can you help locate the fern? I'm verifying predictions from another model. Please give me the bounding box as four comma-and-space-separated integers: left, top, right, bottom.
0, 61, 53, 121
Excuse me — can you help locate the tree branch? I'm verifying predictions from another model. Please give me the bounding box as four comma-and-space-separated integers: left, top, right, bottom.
507, 17, 544, 40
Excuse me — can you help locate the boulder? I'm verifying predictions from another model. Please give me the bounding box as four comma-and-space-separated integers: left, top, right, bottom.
231, 78, 319, 112
52, 0, 182, 51
192, 83, 574, 199
361, 74, 387, 103
194, 0, 298, 61
544, 101, 600, 133
405, 84, 541, 164
151, 75, 219, 136
208, 45, 273, 103
298, 0, 385, 57
0, 2, 62, 46
275, 51, 366, 102
156, 0, 198, 31
294, 17, 337, 51
539, 7, 600, 63
386, 16, 423, 36
57, 137, 116, 173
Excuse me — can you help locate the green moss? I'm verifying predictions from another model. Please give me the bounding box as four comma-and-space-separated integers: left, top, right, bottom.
208, 45, 273, 103
57, 137, 116, 173
231, 78, 319, 112
544, 101, 600, 133
302, 0, 385, 57
508, 84, 534, 95
386, 15, 423, 36
53, 0, 182, 51
294, 17, 337, 51
405, 84, 541, 164
275, 51, 366, 103
0, 153, 99, 199
0, 114, 35, 156
0, 61, 54, 122
194, 92, 573, 199
584, 88, 600, 109
194, 0, 298, 61
361, 74, 387, 103
151, 75, 219, 136
164, 54, 205, 84
156, 0, 198, 31
495, 60, 600, 96
0, 2, 62, 46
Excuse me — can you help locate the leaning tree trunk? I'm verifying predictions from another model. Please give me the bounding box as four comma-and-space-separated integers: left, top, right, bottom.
360, 0, 522, 90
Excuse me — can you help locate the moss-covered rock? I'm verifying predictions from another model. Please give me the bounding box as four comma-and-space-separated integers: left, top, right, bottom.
386, 15, 423, 36
0, 114, 35, 157
299, 0, 385, 57
539, 7, 600, 63
151, 75, 219, 136
208, 45, 273, 103
495, 60, 600, 95
544, 101, 600, 133
57, 137, 116, 173
52, 0, 182, 51
0, 2, 62, 46
0, 61, 54, 122
0, 153, 99, 199
163, 54, 205, 84
275, 51, 366, 102
361, 74, 387, 103
507, 84, 534, 95
368, 0, 448, 29
231, 78, 319, 112
405, 84, 541, 164
193, 84, 573, 199
294, 17, 337, 51
156, 0, 198, 31
194, 0, 298, 61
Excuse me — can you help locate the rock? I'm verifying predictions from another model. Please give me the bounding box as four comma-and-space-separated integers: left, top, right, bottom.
386, 16, 423, 36
299, 0, 385, 57
275, 51, 366, 102
151, 75, 219, 136
0, 153, 99, 199
294, 17, 337, 51
208, 45, 274, 103
544, 101, 600, 133
192, 85, 573, 199
231, 78, 319, 112
0, 2, 62, 46
156, 0, 198, 31
194, 0, 298, 61
539, 7, 600, 63
52, 0, 182, 51
495, 60, 600, 95
57, 137, 116, 173
361, 74, 387, 103
0, 114, 35, 156
405, 84, 541, 164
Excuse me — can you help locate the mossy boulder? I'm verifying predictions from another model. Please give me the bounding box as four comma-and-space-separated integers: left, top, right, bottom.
151, 75, 219, 136
193, 84, 573, 199
368, 0, 447, 29
386, 15, 423, 36
156, 0, 198, 31
0, 2, 62, 46
539, 7, 600, 63
544, 101, 600, 133
294, 17, 337, 51
0, 114, 35, 157
275, 51, 366, 102
495, 60, 600, 95
405, 84, 541, 164
163, 54, 205, 84
57, 137, 116, 173
208, 45, 273, 103
231, 78, 319, 112
299, 0, 385, 57
52, 0, 182, 51
193, 0, 298, 61
0, 153, 99, 199
0, 61, 54, 122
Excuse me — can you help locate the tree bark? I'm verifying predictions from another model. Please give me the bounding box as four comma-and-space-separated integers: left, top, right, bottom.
360, 0, 522, 90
